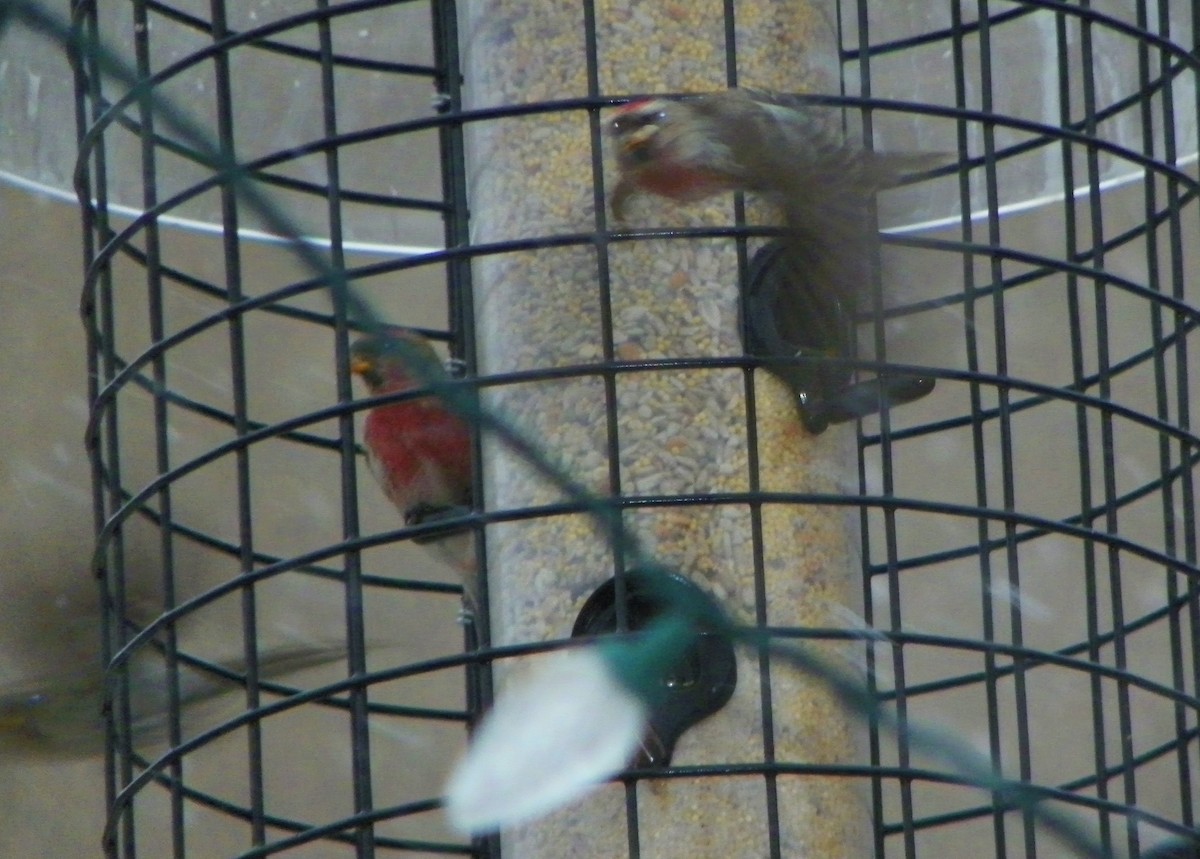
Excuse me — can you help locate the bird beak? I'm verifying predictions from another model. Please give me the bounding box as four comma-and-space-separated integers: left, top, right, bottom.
620, 125, 658, 156
350, 357, 372, 377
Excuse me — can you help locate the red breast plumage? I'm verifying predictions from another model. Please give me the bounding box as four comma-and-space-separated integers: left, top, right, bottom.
350, 328, 472, 524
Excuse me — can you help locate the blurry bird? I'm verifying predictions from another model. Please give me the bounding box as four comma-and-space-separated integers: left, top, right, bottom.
609, 89, 939, 431
349, 328, 477, 607
609, 88, 933, 225
0, 644, 347, 760
350, 328, 472, 527
742, 238, 935, 433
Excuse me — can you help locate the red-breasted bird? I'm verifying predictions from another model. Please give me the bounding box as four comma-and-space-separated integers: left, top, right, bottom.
608, 89, 937, 293
350, 328, 472, 525
350, 328, 477, 602
610, 89, 939, 431
609, 89, 933, 223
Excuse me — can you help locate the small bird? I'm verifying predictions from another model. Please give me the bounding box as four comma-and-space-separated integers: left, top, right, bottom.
349, 328, 473, 530
610, 89, 939, 430
349, 328, 477, 608
0, 644, 347, 760
609, 88, 932, 218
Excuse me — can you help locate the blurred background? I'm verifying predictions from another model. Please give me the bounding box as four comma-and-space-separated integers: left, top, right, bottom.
2, 1, 1199, 857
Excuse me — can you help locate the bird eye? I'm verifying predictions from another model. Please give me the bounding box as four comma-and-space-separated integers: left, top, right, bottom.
611, 104, 669, 136
610, 114, 635, 135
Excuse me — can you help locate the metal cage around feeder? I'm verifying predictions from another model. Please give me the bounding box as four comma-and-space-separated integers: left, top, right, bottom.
66, 1, 1200, 858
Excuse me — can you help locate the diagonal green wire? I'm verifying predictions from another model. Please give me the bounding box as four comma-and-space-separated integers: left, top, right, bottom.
1, 2, 1115, 855
750, 631, 1114, 858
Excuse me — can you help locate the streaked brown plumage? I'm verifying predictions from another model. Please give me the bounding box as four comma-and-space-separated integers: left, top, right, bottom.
610, 89, 940, 430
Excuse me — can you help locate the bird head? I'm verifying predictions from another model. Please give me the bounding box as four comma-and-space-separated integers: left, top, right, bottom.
349, 328, 440, 394
609, 98, 673, 166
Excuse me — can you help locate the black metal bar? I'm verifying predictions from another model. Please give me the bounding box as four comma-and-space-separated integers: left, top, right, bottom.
719, 3, 785, 856
978, 4, 1039, 856
129, 0, 188, 854
429, 1, 493, 856
1186, 8, 1200, 848
313, 1, 377, 856
1138, 0, 1195, 838
1078, 5, 1142, 857
69, 0, 129, 855
949, 4, 1009, 856
207, 0, 268, 849
839, 6, 890, 852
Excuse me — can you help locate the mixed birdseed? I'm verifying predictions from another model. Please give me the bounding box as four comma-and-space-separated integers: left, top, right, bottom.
462, 0, 867, 854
